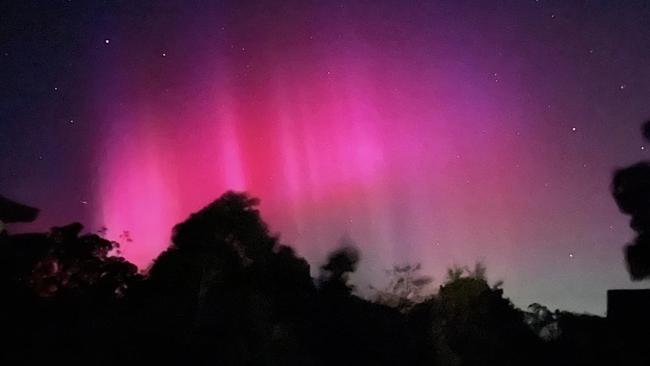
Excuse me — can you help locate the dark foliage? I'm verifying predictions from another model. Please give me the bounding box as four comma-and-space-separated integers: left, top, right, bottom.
1, 190, 648, 365
0, 222, 140, 365
611, 120, 650, 279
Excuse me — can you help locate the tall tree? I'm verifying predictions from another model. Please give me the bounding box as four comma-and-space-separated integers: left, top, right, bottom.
611, 121, 650, 279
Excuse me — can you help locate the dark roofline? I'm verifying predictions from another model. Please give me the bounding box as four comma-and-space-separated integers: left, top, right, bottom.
0, 195, 39, 223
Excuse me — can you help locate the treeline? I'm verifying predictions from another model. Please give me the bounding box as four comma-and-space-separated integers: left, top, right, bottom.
0, 192, 645, 365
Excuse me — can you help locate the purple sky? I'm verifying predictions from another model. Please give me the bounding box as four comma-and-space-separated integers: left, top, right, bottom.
2, 0, 650, 314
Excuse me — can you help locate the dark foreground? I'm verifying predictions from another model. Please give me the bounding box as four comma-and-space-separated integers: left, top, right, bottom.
1, 192, 648, 366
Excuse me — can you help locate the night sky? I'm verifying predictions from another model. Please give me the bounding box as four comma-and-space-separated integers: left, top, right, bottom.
2, 0, 650, 315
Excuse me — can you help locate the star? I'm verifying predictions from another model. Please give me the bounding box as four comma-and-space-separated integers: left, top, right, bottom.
104, 39, 111, 44
619, 84, 626, 90
571, 127, 576, 132
642, 146, 646, 151
161, 52, 167, 57
568, 253, 574, 259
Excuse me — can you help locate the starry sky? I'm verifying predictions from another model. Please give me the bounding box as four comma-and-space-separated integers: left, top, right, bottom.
2, 0, 650, 315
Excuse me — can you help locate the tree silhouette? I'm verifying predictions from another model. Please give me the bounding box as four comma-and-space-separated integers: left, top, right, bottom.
428, 264, 543, 366
315, 243, 416, 366
612, 120, 650, 279
318, 244, 360, 297
137, 191, 315, 365
0, 222, 140, 364
1, 189, 646, 365
373, 263, 433, 311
